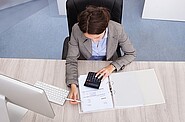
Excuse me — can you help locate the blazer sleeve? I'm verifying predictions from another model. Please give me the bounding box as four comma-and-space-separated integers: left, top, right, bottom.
66, 25, 80, 87
111, 26, 136, 71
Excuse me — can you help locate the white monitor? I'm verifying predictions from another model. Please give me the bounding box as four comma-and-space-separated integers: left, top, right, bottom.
0, 74, 55, 122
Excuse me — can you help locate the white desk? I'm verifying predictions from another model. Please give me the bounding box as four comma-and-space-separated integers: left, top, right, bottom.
56, 0, 67, 15
142, 0, 185, 22
0, 58, 185, 122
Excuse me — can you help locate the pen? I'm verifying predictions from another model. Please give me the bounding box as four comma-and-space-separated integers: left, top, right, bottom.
65, 98, 81, 102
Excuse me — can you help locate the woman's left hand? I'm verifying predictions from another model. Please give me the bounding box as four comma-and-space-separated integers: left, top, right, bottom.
96, 64, 116, 80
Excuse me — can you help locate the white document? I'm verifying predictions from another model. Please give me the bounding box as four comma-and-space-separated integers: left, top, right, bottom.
78, 69, 165, 113
78, 75, 113, 113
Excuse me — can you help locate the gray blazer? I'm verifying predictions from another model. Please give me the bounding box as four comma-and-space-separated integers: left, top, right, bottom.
66, 20, 136, 86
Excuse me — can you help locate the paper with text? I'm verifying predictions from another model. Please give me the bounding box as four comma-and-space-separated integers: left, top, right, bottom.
78, 75, 113, 113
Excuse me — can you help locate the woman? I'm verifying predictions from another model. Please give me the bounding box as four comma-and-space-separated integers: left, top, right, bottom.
66, 6, 136, 104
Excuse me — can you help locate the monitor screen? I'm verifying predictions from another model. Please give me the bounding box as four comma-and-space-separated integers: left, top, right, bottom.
0, 74, 55, 121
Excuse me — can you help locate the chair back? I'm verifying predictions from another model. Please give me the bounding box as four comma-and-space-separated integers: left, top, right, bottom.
66, 0, 123, 34
62, 0, 123, 59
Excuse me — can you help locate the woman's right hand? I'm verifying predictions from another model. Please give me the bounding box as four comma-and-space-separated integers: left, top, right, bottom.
69, 83, 79, 105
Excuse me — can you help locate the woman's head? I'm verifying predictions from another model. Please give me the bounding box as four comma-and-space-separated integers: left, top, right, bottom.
78, 6, 110, 35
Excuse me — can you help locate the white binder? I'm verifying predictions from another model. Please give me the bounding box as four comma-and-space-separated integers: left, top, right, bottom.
78, 69, 165, 113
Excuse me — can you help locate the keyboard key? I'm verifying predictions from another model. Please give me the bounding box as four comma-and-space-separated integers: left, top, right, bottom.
34, 81, 69, 105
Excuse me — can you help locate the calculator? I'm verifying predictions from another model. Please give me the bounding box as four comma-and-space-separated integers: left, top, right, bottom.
84, 72, 103, 89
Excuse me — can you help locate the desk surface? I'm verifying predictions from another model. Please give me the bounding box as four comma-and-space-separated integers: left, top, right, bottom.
142, 0, 185, 22
0, 58, 185, 122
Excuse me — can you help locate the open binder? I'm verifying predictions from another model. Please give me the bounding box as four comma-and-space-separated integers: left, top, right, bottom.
78, 69, 165, 113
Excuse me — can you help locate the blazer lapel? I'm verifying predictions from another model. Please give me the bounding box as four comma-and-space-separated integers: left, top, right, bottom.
106, 27, 119, 60
80, 33, 92, 58
79, 33, 92, 55
83, 39, 92, 54
107, 37, 118, 60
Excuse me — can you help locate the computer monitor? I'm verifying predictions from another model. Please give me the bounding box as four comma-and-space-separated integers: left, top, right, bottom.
0, 74, 55, 122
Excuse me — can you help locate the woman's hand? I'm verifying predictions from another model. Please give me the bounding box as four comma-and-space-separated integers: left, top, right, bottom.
68, 84, 79, 104
96, 64, 116, 80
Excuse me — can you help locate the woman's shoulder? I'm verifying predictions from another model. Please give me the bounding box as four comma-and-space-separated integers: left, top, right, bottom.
72, 23, 81, 31
109, 20, 122, 26
71, 23, 83, 35
108, 20, 124, 34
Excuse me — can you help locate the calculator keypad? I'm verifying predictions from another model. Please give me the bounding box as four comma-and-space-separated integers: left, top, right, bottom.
84, 72, 102, 89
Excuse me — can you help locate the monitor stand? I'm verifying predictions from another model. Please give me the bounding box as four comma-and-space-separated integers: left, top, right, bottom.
0, 95, 28, 122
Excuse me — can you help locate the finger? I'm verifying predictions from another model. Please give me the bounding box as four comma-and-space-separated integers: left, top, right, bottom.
76, 93, 79, 100
96, 71, 101, 77
102, 73, 109, 81
98, 73, 104, 79
97, 70, 106, 79
70, 93, 78, 104
70, 101, 78, 104
69, 92, 73, 99
73, 93, 77, 100
96, 69, 105, 77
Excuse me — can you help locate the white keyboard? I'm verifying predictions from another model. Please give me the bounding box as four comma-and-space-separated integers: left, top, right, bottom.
34, 81, 69, 105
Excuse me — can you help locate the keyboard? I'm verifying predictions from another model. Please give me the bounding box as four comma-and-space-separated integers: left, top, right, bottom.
84, 72, 103, 89
34, 81, 69, 105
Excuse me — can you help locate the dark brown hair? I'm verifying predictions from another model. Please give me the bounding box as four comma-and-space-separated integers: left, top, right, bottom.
78, 6, 110, 34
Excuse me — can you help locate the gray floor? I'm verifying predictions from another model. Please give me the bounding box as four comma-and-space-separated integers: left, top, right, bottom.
0, 0, 33, 11
123, 0, 185, 61
0, 0, 68, 59
0, 0, 185, 60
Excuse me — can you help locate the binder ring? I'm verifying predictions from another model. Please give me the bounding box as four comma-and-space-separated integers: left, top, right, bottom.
112, 90, 116, 95
110, 80, 114, 85
110, 90, 116, 95
106, 81, 114, 85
